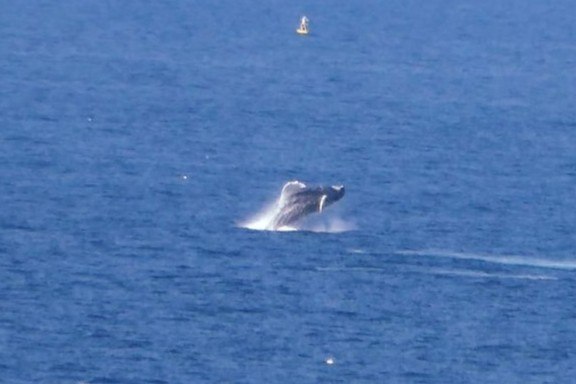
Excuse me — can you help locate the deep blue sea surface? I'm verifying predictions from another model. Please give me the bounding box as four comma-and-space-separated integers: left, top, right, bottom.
2, 1, 576, 383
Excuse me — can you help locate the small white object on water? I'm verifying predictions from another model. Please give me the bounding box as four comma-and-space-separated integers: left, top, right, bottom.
325, 357, 335, 365
182, 175, 188, 180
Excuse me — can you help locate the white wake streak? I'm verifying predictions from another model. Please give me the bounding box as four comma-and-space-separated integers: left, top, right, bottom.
397, 249, 576, 270
317, 265, 556, 281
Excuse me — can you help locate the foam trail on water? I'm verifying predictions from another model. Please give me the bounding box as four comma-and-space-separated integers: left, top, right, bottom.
423, 268, 557, 281
397, 249, 576, 270
316, 265, 556, 281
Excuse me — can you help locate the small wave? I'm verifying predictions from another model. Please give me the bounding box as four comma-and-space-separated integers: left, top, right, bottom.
347, 248, 367, 254
396, 249, 576, 271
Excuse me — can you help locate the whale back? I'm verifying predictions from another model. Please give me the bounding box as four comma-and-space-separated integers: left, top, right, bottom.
279, 181, 307, 206
269, 181, 345, 230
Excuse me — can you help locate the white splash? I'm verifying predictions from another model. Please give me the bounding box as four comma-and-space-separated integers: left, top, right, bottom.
300, 216, 357, 233
238, 201, 279, 231
238, 202, 355, 233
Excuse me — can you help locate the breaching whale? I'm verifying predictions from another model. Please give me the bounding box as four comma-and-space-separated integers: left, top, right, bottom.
267, 181, 345, 230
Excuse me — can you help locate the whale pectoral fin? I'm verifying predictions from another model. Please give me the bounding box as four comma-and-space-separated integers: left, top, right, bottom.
319, 194, 328, 212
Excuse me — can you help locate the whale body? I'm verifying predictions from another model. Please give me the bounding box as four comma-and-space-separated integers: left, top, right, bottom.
268, 181, 345, 230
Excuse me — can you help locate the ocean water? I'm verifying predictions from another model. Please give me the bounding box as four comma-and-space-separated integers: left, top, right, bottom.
1, 1, 576, 383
